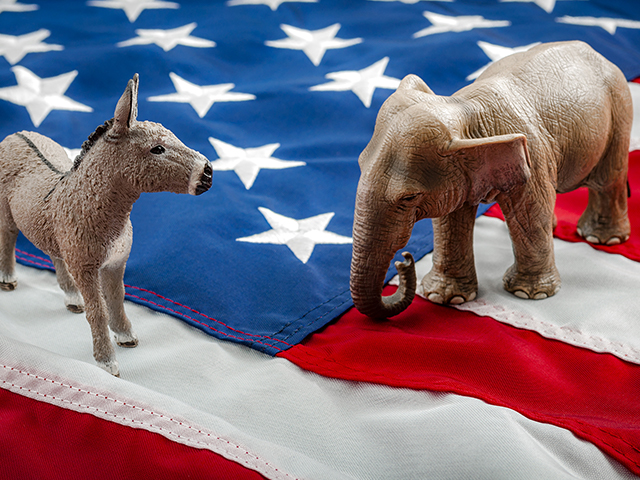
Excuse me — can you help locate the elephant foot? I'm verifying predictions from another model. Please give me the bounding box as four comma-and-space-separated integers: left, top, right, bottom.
502, 264, 560, 300
421, 269, 478, 305
577, 212, 630, 246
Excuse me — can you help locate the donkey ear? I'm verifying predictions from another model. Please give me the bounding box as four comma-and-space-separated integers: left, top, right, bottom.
397, 74, 434, 95
112, 73, 139, 134
448, 134, 531, 205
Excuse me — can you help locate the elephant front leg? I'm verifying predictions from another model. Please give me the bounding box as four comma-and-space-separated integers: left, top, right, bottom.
500, 186, 560, 300
422, 203, 479, 305
100, 262, 138, 348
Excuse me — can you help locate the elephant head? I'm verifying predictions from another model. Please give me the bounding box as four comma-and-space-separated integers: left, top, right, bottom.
350, 75, 531, 319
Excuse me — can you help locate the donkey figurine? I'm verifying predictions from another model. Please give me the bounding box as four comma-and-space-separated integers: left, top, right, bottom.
0, 74, 212, 376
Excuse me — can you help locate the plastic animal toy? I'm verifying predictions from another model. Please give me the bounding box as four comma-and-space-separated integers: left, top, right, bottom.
351, 41, 632, 319
0, 74, 212, 376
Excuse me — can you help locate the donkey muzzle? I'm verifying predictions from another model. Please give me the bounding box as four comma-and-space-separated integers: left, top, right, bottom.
195, 162, 213, 195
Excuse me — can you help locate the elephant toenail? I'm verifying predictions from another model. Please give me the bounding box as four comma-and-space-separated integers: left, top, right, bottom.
533, 292, 548, 300
514, 290, 529, 299
606, 237, 621, 245
428, 293, 444, 304
449, 296, 465, 305
586, 235, 600, 244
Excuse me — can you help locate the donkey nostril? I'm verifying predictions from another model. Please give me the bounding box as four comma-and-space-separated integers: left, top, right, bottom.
203, 163, 212, 178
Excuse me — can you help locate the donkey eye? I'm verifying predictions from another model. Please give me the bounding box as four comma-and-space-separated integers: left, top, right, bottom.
150, 145, 165, 155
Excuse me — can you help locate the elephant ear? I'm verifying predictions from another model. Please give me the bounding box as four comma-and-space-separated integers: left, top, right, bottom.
397, 74, 435, 95
449, 134, 531, 204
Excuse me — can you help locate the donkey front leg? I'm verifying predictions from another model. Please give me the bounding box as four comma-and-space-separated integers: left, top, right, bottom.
51, 257, 85, 313
100, 262, 138, 348
72, 267, 119, 376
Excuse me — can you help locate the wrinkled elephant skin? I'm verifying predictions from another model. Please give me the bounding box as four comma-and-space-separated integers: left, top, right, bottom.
350, 41, 632, 319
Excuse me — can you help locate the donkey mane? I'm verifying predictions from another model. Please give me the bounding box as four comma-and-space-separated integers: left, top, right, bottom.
72, 118, 114, 170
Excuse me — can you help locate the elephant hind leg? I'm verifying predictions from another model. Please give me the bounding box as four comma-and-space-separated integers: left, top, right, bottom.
0, 202, 19, 291
577, 136, 631, 246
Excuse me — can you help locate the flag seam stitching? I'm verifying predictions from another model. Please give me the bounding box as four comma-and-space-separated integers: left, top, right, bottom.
1, 364, 298, 480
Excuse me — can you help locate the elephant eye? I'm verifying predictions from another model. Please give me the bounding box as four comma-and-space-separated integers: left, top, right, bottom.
150, 145, 165, 155
402, 193, 419, 202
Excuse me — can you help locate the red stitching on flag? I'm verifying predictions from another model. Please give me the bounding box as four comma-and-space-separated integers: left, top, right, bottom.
1, 365, 298, 480
124, 292, 284, 352
14, 248, 292, 351
125, 284, 293, 348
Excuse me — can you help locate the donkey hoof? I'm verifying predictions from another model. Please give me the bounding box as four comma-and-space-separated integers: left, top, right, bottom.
115, 332, 139, 348
97, 360, 120, 377
0, 280, 17, 291
66, 304, 85, 314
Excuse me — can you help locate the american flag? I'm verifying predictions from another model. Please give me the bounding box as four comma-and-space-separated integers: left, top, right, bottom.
1, 1, 640, 478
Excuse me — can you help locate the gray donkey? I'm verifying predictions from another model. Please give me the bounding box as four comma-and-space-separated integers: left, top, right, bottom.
0, 74, 212, 376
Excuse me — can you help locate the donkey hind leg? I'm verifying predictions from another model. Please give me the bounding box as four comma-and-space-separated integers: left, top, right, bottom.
100, 262, 138, 348
51, 257, 84, 313
0, 206, 18, 291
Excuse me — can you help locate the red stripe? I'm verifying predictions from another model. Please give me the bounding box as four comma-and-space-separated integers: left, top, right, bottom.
280, 150, 640, 475
0, 387, 268, 480
279, 291, 640, 475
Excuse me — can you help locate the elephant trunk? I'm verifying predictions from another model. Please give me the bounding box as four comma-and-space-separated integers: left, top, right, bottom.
350, 213, 417, 319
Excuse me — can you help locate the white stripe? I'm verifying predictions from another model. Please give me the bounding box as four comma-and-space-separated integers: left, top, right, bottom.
0, 263, 636, 479
392, 215, 640, 364
628, 81, 640, 151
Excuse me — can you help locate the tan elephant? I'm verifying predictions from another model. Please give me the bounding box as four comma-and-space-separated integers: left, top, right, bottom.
351, 41, 632, 320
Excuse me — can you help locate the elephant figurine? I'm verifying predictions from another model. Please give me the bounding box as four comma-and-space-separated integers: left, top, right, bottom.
350, 41, 632, 319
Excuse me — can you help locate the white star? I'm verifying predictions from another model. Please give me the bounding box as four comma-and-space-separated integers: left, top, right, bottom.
64, 147, 82, 161
148, 73, 255, 118
0, 66, 92, 127
310, 57, 401, 108
237, 207, 352, 264
500, 0, 557, 13
556, 15, 640, 35
0, 29, 63, 65
499, 0, 586, 14
413, 12, 510, 38
266, 23, 362, 66
227, 0, 318, 10
117, 23, 215, 51
0, 0, 38, 13
370, 0, 453, 3
208, 137, 306, 189
466, 41, 540, 81
87, 0, 179, 22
